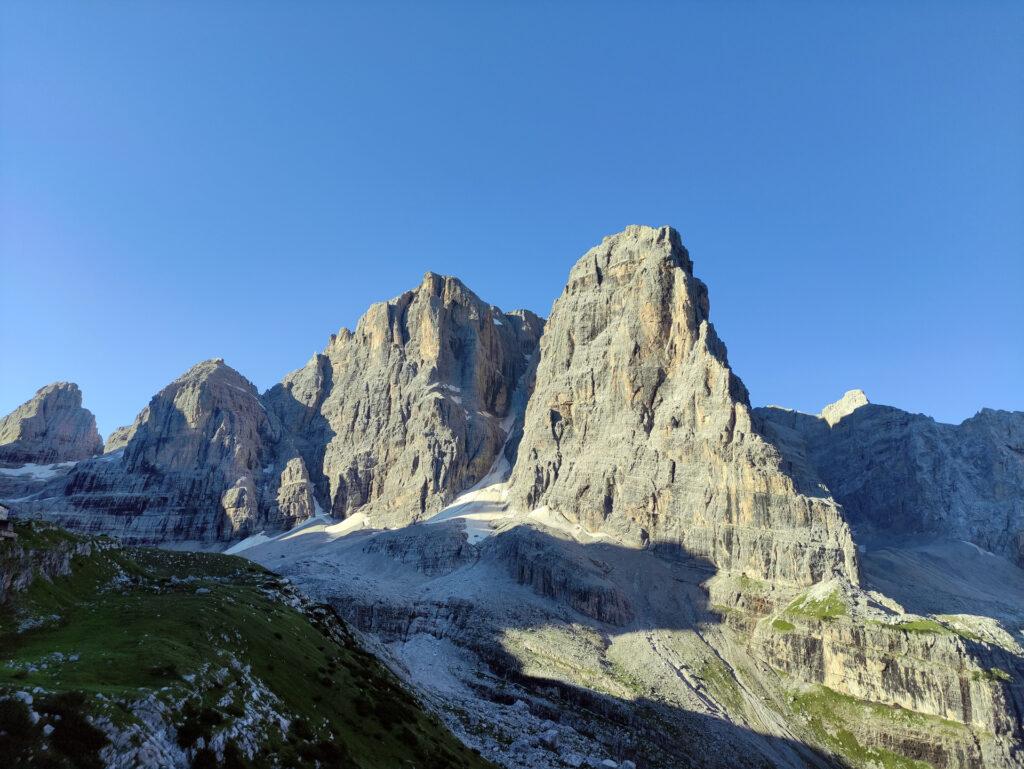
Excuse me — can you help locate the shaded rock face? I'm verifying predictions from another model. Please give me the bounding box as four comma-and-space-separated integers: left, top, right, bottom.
508, 225, 857, 587
758, 396, 1024, 565
0, 383, 103, 464
485, 525, 635, 626
20, 360, 315, 543
266, 273, 544, 526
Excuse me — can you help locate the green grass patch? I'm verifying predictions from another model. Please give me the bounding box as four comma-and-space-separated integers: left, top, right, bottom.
791, 683, 968, 769
771, 618, 796, 633
1, 522, 494, 769
972, 667, 1012, 683
784, 588, 848, 621
873, 617, 984, 642
696, 656, 744, 714
891, 619, 950, 635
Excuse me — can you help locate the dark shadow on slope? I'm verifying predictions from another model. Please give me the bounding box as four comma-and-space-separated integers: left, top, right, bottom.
263, 354, 338, 512
748, 408, 834, 501
756, 402, 1024, 566
857, 531, 1024, 622
339, 522, 1024, 767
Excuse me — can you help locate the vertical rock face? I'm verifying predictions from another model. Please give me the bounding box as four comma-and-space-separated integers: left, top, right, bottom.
266, 273, 544, 525
18, 360, 316, 542
508, 225, 857, 586
758, 395, 1024, 565
0, 383, 103, 464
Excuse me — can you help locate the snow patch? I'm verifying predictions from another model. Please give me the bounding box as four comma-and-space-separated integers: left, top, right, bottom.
225, 532, 272, 555
526, 506, 614, 543
0, 461, 78, 480
424, 441, 514, 545
959, 539, 996, 557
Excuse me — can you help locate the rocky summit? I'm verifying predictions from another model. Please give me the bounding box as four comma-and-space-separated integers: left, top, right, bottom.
508, 225, 858, 587
1, 225, 1022, 769
0, 382, 103, 464
8, 360, 317, 543
265, 272, 544, 527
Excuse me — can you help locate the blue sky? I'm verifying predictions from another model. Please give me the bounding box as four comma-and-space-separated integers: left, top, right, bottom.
2, 2, 1022, 438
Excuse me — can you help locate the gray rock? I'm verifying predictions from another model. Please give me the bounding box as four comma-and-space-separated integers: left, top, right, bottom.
266, 272, 544, 526
508, 225, 857, 586
538, 728, 559, 749
0, 382, 103, 463
103, 423, 136, 454
758, 394, 1024, 565
19, 360, 316, 542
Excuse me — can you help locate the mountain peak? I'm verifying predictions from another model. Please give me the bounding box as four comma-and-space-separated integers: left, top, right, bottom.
593, 224, 692, 272
510, 226, 857, 586
0, 381, 103, 463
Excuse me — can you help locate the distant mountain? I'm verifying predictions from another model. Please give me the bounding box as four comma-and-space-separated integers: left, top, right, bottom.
3, 278, 541, 543
758, 392, 1024, 566
1, 225, 1022, 769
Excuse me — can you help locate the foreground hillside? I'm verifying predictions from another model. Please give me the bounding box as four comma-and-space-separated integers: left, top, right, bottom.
0, 521, 494, 769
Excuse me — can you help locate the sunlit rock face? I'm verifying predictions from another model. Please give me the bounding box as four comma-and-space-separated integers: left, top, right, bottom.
508, 225, 857, 586
0, 382, 103, 464
265, 272, 544, 526
758, 395, 1024, 565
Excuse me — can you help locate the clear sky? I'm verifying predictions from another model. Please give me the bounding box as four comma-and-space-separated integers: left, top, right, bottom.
2, 2, 1022, 438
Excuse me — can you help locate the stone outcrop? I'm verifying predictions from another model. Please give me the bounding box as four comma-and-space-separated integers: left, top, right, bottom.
0, 522, 102, 603
103, 422, 138, 454
508, 225, 857, 587
265, 272, 543, 526
0, 382, 103, 464
758, 395, 1024, 565
748, 584, 1024, 769
487, 525, 635, 626
818, 388, 868, 427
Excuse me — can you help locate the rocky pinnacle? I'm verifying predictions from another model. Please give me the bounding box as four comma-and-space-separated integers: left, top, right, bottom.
508, 225, 859, 586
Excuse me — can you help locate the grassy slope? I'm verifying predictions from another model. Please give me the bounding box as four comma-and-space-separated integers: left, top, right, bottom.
0, 522, 494, 769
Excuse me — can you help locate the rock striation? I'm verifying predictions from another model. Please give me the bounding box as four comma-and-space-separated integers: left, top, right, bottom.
265, 272, 543, 526
0, 382, 103, 464
758, 394, 1024, 565
15, 360, 316, 543
508, 225, 857, 587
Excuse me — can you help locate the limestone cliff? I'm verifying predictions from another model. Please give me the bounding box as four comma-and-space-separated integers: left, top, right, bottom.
757, 394, 1024, 565
508, 225, 857, 586
14, 360, 315, 543
265, 273, 543, 525
0, 382, 103, 464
